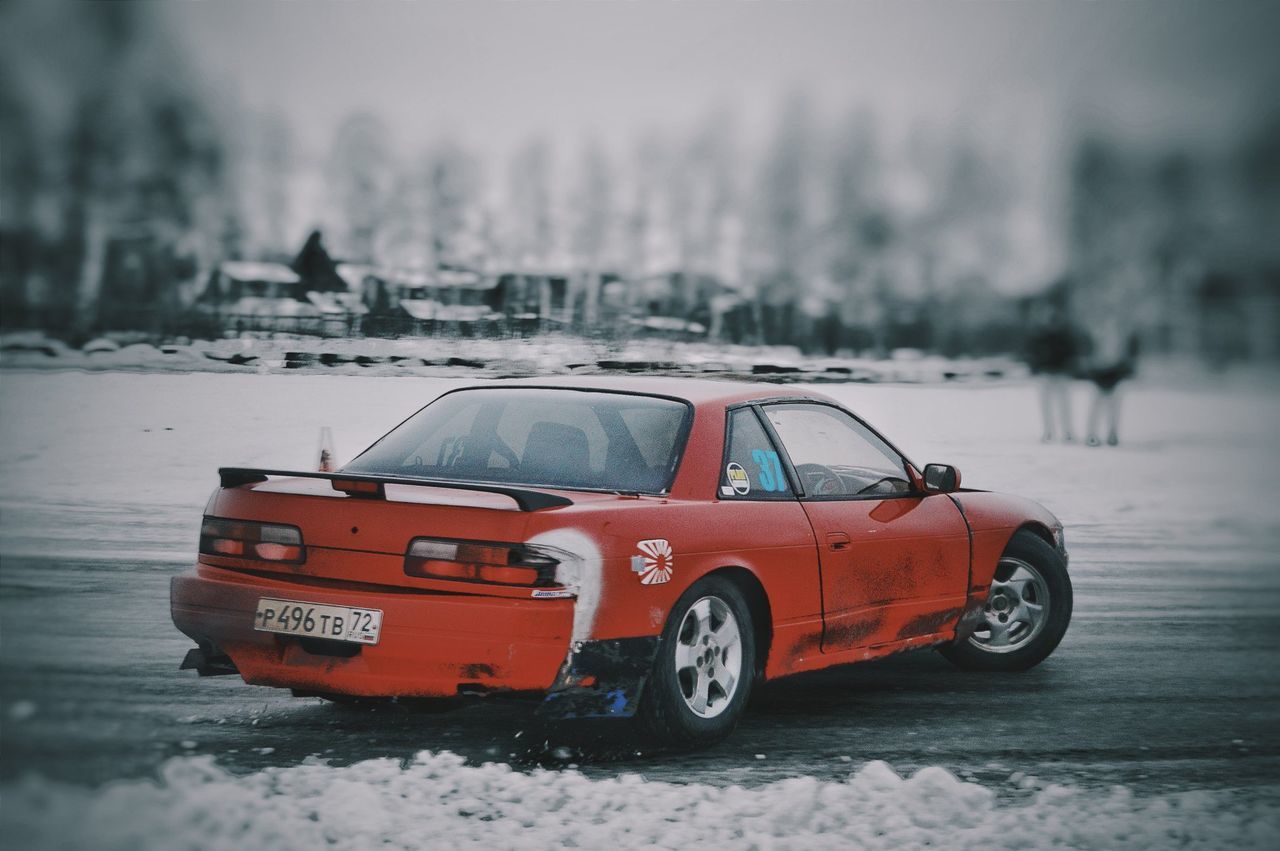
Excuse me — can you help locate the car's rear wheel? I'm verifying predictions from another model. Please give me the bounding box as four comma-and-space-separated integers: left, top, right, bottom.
637, 575, 756, 748
939, 530, 1072, 672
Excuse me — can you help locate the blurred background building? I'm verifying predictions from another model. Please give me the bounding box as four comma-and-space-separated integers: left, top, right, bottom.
1, 0, 1277, 364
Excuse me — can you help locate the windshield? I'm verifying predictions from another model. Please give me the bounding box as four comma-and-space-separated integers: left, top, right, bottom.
344, 388, 692, 494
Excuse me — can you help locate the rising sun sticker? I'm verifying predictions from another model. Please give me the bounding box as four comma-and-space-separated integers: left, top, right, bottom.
631, 539, 674, 585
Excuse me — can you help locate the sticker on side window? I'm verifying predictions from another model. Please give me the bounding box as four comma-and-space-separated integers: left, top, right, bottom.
725, 462, 751, 495
751, 449, 786, 492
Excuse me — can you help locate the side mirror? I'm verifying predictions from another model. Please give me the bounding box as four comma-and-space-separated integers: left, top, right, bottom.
922, 463, 961, 493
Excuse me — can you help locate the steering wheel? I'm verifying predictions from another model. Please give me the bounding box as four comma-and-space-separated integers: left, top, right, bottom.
855, 475, 904, 496
490, 434, 520, 468
438, 434, 520, 470
794, 463, 844, 496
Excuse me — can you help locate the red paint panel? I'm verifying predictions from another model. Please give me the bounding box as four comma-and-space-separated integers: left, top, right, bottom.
172, 565, 572, 696
212, 482, 539, 560
950, 491, 1061, 592
542, 498, 822, 641
799, 494, 970, 652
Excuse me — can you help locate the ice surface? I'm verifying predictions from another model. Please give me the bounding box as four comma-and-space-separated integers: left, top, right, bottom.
2, 752, 1276, 850
1, 367, 1275, 564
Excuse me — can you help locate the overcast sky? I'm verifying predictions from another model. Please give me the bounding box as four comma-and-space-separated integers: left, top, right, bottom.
165, 0, 1280, 160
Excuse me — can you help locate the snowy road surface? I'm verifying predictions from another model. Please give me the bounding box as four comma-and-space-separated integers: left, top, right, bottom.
2, 370, 1278, 848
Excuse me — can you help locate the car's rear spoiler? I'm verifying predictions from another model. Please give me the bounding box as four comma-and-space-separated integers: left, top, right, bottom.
217, 467, 574, 512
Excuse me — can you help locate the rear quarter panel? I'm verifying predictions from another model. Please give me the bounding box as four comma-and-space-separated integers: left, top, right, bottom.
536, 498, 821, 642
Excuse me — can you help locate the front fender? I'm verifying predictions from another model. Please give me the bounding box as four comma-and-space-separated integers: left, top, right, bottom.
948, 491, 1065, 640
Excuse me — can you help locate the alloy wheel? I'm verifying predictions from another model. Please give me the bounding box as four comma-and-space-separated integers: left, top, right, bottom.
968, 556, 1050, 654
674, 596, 743, 718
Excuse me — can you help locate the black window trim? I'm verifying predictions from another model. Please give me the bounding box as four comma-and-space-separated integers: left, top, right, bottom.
749, 403, 805, 498
752, 399, 925, 503
716, 404, 801, 501
344, 385, 696, 497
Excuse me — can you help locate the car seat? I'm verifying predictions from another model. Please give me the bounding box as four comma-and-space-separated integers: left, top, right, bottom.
521, 421, 591, 486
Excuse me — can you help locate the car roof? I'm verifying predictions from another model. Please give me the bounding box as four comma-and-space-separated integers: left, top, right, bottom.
466, 375, 835, 409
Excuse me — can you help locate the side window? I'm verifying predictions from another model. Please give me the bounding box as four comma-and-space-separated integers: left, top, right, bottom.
763, 404, 911, 498
720, 408, 791, 499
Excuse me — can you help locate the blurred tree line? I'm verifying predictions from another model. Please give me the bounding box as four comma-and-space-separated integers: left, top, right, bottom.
1066, 121, 1280, 365
271, 94, 1059, 355
2, 0, 1276, 362
0, 1, 231, 335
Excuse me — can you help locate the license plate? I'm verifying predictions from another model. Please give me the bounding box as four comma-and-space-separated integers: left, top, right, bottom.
253, 598, 383, 645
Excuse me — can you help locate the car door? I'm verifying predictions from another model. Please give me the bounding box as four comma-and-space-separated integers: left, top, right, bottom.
714, 406, 826, 659
758, 402, 970, 653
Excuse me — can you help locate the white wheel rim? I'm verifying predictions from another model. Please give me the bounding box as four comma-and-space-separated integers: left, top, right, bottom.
967, 556, 1051, 654
674, 596, 743, 719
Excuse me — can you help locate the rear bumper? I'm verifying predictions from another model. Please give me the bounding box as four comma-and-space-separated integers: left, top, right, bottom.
171, 564, 574, 698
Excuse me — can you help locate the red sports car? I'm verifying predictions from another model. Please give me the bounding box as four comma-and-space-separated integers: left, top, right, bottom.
172, 378, 1072, 746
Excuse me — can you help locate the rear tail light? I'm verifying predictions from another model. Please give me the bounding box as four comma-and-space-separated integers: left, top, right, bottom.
404, 537, 560, 586
331, 478, 383, 498
200, 517, 305, 563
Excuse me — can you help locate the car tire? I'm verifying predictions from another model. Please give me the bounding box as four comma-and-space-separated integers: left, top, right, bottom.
939, 530, 1072, 672
637, 575, 756, 748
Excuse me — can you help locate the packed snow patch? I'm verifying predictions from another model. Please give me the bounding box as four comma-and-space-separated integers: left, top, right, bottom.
3, 753, 1276, 850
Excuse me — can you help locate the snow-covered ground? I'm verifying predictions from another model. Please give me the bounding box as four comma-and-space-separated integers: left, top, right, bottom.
4, 752, 1277, 850
1, 367, 1274, 564
1, 368, 1278, 849
0, 329, 1024, 384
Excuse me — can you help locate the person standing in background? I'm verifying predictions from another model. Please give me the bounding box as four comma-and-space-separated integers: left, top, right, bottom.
1025, 297, 1082, 442
1084, 315, 1141, 446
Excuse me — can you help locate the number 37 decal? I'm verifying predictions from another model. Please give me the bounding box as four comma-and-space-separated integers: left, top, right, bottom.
750, 449, 787, 492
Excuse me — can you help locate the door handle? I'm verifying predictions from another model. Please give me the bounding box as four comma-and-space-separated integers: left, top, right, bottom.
826, 532, 851, 551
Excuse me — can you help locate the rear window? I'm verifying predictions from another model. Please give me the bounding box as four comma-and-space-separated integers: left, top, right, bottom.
344, 388, 691, 494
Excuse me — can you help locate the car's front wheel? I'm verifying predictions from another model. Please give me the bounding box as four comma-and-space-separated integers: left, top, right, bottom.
939, 530, 1072, 672
637, 575, 756, 748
